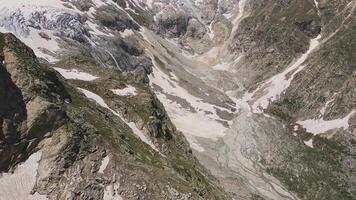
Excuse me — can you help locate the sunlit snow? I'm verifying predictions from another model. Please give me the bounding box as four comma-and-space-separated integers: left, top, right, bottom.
0, 152, 47, 200
98, 155, 110, 174
103, 183, 123, 200
304, 138, 314, 148
297, 110, 356, 135
111, 85, 137, 96
53, 67, 99, 81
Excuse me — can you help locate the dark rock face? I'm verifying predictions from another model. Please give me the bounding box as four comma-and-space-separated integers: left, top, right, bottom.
295, 19, 321, 38
0, 65, 26, 144
156, 7, 189, 38
185, 18, 207, 39
96, 6, 140, 32
0, 33, 68, 171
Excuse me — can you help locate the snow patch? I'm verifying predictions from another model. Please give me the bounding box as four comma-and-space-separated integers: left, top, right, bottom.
103, 183, 123, 200
297, 110, 356, 135
223, 12, 233, 19
98, 155, 110, 174
212, 62, 230, 71
53, 67, 99, 81
0, 152, 47, 200
304, 138, 314, 148
111, 85, 137, 96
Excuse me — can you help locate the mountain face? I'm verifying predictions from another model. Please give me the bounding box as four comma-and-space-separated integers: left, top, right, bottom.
0, 0, 355, 200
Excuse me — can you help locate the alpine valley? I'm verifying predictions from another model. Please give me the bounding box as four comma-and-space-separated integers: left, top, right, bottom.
0, 0, 355, 199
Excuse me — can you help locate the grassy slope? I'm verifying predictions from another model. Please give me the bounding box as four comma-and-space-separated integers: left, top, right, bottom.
265, 2, 356, 200
230, 0, 320, 87
52, 56, 229, 199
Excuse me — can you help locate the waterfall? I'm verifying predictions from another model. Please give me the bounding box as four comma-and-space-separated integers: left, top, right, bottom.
105, 50, 121, 71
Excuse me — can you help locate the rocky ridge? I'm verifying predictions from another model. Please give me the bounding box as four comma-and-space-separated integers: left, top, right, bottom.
0, 32, 228, 199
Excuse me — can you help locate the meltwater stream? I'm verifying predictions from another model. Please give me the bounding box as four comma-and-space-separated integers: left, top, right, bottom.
141, 28, 302, 200
138, 0, 327, 199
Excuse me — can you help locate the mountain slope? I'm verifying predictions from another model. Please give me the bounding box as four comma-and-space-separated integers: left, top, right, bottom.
0, 32, 228, 199
0, 0, 355, 199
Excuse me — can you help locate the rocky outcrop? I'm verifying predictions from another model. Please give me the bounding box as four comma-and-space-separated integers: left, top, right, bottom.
0, 33, 68, 171
156, 6, 189, 38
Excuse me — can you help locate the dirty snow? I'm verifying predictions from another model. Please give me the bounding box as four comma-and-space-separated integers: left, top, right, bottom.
212, 55, 242, 71
149, 60, 228, 141
231, 0, 248, 34
212, 62, 230, 71
304, 138, 314, 148
111, 85, 137, 96
77, 88, 159, 152
297, 110, 356, 135
0, 152, 47, 200
98, 155, 110, 174
103, 183, 123, 200
53, 67, 99, 81
140, 28, 233, 152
